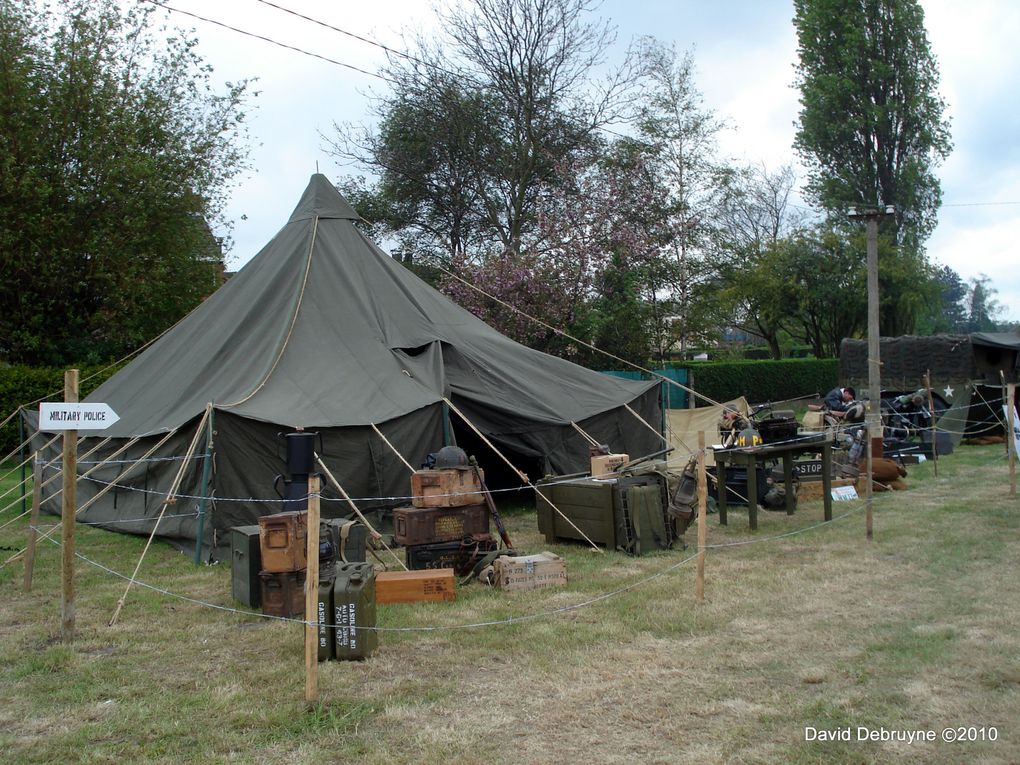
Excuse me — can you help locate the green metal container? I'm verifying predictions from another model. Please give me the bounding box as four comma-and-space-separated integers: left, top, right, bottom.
317, 564, 336, 662
332, 562, 378, 660
230, 525, 262, 608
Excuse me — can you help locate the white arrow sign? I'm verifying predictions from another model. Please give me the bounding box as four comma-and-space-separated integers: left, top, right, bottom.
39, 403, 120, 432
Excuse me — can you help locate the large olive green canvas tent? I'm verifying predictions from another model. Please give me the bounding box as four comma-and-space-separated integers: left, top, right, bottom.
25, 174, 661, 559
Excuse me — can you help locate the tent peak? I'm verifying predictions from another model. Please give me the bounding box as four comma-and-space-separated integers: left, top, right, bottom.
287, 173, 361, 223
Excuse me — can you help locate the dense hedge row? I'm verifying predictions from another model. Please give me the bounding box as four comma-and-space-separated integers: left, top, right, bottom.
678, 358, 840, 408
0, 365, 120, 456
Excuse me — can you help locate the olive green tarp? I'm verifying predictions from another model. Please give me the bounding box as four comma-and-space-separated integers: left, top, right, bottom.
24, 175, 661, 559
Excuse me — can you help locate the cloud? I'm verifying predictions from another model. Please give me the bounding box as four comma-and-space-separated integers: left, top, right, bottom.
166, 0, 1018, 321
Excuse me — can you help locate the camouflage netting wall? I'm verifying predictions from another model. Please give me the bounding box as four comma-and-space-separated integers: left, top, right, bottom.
839, 335, 977, 390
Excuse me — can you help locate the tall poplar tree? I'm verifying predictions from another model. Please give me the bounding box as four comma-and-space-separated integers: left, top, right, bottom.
793, 0, 951, 254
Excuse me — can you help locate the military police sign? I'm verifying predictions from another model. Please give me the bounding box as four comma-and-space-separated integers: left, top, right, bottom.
39, 403, 119, 432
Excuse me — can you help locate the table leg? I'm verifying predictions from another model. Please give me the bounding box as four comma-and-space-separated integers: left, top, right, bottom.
783, 454, 795, 515
747, 455, 758, 531
717, 455, 728, 525
821, 441, 832, 521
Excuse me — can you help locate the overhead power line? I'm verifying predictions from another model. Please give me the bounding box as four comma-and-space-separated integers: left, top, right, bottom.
942, 201, 1020, 208
251, 0, 458, 77
142, 0, 393, 83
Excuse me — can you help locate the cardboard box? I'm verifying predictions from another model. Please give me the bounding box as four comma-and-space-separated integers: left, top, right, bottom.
493, 552, 567, 591
590, 453, 629, 477
375, 568, 457, 604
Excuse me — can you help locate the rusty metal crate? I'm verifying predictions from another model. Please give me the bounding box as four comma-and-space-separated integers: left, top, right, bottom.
392, 503, 489, 546
258, 510, 307, 573
259, 569, 306, 618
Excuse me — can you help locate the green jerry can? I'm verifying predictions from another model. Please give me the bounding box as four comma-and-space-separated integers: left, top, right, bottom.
317, 564, 336, 662
333, 562, 378, 660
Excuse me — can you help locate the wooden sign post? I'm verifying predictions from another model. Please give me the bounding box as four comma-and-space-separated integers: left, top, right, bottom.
38, 375, 119, 642
305, 473, 321, 704
696, 431, 707, 602
60, 370, 78, 643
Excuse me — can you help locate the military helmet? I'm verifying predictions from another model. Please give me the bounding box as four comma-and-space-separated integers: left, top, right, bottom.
432, 445, 471, 470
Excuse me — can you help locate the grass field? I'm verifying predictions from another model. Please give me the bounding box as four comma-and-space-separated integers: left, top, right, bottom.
1, 445, 1018, 764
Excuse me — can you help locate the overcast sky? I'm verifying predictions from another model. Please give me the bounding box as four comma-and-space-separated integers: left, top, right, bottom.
157, 0, 1020, 322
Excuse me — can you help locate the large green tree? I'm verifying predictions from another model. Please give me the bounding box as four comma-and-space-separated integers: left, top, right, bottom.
793, 0, 952, 340
0, 0, 252, 365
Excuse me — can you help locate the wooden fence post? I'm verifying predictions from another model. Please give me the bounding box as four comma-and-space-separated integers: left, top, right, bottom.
23, 453, 42, 592
696, 431, 707, 602
305, 473, 321, 704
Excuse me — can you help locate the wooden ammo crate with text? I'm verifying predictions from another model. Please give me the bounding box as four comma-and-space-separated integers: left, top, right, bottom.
410, 468, 484, 508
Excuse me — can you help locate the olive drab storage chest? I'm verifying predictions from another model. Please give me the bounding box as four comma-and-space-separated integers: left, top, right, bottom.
230, 525, 262, 608
536, 475, 677, 555
333, 562, 378, 660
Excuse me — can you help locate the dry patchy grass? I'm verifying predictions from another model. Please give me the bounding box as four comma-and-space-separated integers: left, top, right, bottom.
1, 446, 1018, 764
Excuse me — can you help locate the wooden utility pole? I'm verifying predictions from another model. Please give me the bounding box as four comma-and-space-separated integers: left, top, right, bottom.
1007, 383, 1017, 498
61, 370, 78, 642
305, 473, 321, 704
849, 206, 894, 541
696, 431, 707, 602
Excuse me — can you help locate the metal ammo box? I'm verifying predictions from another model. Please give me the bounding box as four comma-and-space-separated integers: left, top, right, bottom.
536, 474, 677, 555
230, 524, 262, 608
259, 569, 306, 618
392, 503, 490, 546
257, 510, 308, 573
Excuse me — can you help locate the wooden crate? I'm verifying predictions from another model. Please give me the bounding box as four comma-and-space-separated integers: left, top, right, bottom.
375, 569, 457, 604
393, 504, 489, 545
493, 552, 567, 591
410, 469, 484, 508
